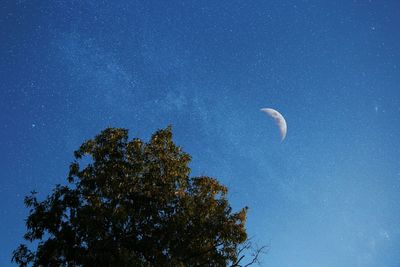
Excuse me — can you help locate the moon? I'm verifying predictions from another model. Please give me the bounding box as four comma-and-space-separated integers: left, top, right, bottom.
260, 108, 287, 141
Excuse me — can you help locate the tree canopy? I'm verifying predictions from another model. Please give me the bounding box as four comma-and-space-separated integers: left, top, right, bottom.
13, 126, 263, 266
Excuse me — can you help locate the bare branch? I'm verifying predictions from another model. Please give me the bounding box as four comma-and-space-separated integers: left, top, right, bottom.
230, 239, 269, 267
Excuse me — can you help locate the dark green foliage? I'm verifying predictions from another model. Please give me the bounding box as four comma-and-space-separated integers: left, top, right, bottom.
13, 127, 250, 266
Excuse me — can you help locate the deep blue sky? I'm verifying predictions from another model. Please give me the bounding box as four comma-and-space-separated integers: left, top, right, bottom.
1, 1, 400, 266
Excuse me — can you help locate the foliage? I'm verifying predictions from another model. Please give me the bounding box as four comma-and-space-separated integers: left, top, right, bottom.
13, 126, 263, 266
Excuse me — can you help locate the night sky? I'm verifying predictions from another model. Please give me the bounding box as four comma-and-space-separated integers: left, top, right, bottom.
2, 1, 400, 266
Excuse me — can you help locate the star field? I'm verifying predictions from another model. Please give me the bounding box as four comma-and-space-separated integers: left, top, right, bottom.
1, 1, 400, 266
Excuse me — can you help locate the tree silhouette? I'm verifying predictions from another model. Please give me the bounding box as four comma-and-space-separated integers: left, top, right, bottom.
13, 126, 266, 266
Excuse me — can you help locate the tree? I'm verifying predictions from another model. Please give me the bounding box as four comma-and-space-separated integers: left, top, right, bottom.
13, 126, 265, 266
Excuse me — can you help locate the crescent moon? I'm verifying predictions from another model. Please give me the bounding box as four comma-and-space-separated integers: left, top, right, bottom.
260, 108, 287, 141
